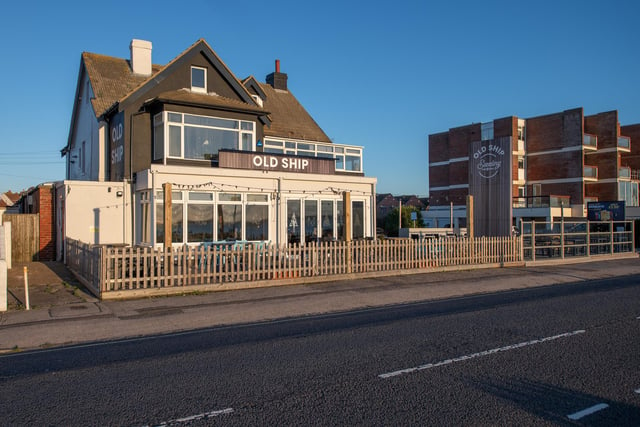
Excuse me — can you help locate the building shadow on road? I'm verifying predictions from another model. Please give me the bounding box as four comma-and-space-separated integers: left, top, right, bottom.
468, 377, 640, 426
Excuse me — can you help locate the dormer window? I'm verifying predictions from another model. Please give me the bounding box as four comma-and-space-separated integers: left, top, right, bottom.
191, 66, 206, 93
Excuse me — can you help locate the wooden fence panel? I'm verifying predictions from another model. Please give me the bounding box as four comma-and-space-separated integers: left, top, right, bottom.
65, 236, 530, 296
3, 214, 39, 262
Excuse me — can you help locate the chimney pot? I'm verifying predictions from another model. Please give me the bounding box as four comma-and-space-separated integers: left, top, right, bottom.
130, 39, 153, 76
266, 59, 287, 91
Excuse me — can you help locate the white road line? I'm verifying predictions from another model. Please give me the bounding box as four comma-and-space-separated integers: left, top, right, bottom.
378, 330, 585, 379
567, 403, 609, 420
635, 388, 640, 394
152, 408, 234, 426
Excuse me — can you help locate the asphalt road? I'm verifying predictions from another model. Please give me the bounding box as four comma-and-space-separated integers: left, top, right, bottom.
1, 275, 639, 426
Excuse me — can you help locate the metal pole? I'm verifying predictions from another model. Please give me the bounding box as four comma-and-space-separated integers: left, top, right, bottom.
23, 265, 30, 310
398, 199, 402, 234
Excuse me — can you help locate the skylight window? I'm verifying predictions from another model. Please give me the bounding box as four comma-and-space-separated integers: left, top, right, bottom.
191, 66, 206, 93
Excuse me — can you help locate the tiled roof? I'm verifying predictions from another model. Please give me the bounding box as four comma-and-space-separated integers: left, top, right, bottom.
0, 191, 21, 207
82, 42, 330, 144
83, 52, 163, 117
258, 83, 331, 143
149, 89, 267, 114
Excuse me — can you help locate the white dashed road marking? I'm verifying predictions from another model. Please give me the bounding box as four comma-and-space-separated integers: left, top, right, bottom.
378, 330, 585, 379
152, 408, 234, 426
567, 403, 609, 420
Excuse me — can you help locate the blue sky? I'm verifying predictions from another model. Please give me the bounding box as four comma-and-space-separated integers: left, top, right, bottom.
1, 0, 639, 196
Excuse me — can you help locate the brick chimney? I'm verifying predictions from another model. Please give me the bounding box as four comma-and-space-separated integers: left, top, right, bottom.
130, 39, 153, 76
266, 59, 288, 90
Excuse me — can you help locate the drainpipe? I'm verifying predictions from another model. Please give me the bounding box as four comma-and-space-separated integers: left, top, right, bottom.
277, 177, 282, 247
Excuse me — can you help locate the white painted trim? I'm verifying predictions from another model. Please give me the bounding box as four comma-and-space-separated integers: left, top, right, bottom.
526, 177, 585, 185
429, 157, 468, 167
191, 66, 207, 93
586, 178, 623, 184
430, 184, 469, 191
585, 146, 630, 155
526, 145, 583, 157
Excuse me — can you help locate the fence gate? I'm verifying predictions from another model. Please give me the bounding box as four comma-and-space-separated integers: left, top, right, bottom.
3, 214, 39, 262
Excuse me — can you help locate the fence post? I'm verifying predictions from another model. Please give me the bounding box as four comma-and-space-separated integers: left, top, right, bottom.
531, 220, 536, 262
561, 220, 565, 259
610, 222, 614, 255
587, 221, 591, 257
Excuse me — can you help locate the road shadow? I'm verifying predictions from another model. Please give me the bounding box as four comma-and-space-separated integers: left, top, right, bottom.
469, 377, 640, 426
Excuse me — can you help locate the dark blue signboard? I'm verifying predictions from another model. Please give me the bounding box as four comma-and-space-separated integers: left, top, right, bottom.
110, 111, 125, 181
587, 201, 625, 221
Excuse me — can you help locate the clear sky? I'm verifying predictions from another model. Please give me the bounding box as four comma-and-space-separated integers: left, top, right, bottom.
1, 0, 638, 196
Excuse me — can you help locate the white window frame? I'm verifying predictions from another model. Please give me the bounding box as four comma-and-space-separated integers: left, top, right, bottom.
191, 66, 207, 93
263, 137, 364, 173
154, 111, 255, 162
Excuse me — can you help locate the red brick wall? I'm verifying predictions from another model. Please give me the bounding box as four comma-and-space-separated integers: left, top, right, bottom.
430, 164, 449, 188
621, 123, 640, 171
32, 186, 56, 261
449, 123, 480, 158
585, 111, 618, 150
428, 132, 450, 163
585, 182, 618, 202
493, 116, 516, 139
527, 151, 583, 181
527, 108, 583, 153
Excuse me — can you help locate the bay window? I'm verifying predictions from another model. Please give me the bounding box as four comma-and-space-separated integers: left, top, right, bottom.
153, 112, 255, 162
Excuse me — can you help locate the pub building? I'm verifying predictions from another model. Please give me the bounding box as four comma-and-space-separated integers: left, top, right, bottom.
60, 39, 377, 250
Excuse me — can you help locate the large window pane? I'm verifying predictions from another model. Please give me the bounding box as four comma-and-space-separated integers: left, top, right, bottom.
218, 204, 242, 240
184, 114, 238, 129
346, 155, 361, 172
337, 201, 344, 240
321, 200, 334, 241
154, 124, 164, 160
187, 204, 213, 242
246, 205, 268, 241
352, 201, 364, 239
169, 125, 181, 157
156, 203, 164, 243
287, 200, 301, 244
241, 133, 253, 151
184, 126, 238, 160
172, 205, 183, 243
219, 193, 241, 202
305, 200, 318, 243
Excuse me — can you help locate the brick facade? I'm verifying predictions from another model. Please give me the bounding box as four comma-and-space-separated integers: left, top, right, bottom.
29, 185, 56, 261
429, 107, 640, 215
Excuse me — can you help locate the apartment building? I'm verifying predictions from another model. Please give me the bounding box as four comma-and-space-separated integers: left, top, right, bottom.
427, 108, 638, 236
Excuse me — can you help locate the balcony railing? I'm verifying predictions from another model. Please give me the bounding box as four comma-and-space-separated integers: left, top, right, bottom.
513, 195, 571, 209
618, 136, 631, 149
583, 133, 598, 149
619, 166, 631, 179
584, 165, 598, 179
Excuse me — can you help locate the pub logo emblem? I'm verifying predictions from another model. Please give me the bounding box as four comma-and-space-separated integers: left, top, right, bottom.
473, 144, 504, 179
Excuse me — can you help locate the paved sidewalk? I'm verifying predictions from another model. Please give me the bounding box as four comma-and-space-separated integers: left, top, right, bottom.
1, 257, 639, 353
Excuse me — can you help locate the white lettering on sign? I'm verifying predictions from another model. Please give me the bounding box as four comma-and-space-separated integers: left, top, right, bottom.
252, 155, 309, 170
111, 123, 123, 142
111, 145, 124, 165
110, 121, 124, 165
474, 143, 505, 179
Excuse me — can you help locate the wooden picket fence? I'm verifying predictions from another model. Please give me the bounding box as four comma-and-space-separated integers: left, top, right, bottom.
65, 236, 522, 298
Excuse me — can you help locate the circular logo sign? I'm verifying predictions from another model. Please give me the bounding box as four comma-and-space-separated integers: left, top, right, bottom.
476, 153, 502, 178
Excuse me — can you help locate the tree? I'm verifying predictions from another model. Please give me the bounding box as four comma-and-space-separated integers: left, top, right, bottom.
384, 206, 424, 237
